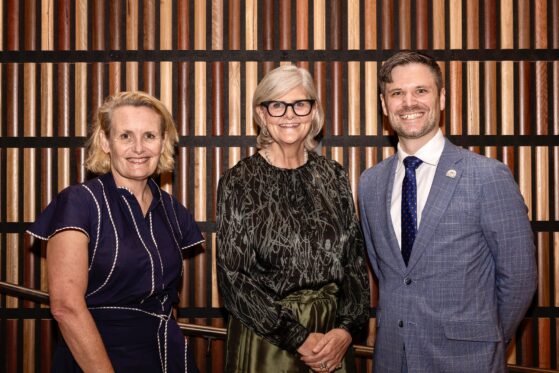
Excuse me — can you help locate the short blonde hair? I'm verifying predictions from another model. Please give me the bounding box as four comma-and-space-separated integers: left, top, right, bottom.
252, 65, 324, 150
84, 91, 178, 175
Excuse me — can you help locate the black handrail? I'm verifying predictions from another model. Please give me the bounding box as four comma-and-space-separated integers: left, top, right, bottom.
1, 281, 557, 373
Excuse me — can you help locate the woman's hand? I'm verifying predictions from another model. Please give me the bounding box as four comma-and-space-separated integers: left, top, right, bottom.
300, 328, 351, 372
297, 332, 325, 357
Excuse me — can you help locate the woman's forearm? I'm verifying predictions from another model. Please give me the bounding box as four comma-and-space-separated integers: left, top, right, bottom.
54, 303, 115, 373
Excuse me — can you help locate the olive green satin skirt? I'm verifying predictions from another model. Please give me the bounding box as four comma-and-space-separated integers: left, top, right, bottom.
224, 283, 356, 373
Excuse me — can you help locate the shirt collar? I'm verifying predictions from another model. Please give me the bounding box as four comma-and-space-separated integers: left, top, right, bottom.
397, 129, 445, 167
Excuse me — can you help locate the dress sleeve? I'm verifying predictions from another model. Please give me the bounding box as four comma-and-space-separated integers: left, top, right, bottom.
169, 196, 204, 250
216, 171, 309, 354
333, 166, 371, 334
26, 185, 92, 241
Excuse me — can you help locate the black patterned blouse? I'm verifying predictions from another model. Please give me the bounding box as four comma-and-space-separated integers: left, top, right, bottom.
216, 150, 370, 353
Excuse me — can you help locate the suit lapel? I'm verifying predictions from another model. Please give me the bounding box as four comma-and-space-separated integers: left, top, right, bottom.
406, 140, 464, 271
380, 156, 404, 267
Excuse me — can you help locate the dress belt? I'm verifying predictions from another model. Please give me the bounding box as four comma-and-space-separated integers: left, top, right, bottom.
89, 299, 186, 373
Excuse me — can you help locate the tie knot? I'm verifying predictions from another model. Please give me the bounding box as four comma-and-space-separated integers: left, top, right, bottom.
403, 156, 423, 170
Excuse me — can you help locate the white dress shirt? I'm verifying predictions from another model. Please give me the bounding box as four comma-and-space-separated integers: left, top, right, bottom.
391, 129, 445, 249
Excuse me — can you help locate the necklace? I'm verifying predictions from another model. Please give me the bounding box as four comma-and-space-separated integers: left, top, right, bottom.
263, 148, 308, 168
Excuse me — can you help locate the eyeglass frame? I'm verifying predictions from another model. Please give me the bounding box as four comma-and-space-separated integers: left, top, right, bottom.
259, 99, 316, 117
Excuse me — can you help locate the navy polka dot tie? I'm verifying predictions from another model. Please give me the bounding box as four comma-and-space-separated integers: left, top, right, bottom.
401, 156, 423, 266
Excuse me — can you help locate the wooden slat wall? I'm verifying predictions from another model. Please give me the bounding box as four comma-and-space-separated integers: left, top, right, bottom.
0, 1, 558, 372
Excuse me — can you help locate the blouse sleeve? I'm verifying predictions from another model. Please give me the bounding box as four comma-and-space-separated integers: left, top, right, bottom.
216, 171, 309, 354
333, 165, 371, 334
26, 185, 92, 242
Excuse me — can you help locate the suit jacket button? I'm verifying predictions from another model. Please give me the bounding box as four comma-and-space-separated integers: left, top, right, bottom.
398, 320, 404, 327
404, 277, 412, 285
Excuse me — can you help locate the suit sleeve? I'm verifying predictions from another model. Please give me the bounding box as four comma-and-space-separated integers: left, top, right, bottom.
216, 172, 309, 354
480, 161, 537, 342
359, 172, 378, 275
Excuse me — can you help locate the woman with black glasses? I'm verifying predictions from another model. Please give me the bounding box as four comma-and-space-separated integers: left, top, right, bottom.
216, 65, 370, 373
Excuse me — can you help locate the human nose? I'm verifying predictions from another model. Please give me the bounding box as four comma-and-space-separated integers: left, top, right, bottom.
131, 137, 144, 152
403, 92, 417, 106
284, 104, 296, 117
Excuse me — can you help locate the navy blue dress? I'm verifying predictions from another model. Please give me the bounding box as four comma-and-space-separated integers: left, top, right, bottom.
27, 173, 203, 373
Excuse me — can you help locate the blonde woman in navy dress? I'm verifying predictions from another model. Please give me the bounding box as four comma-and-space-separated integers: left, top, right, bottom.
27, 91, 203, 373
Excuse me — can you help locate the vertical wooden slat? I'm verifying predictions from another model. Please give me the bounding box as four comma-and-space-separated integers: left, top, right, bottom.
245, 0, 257, 50
211, 4, 226, 363
22, 1, 37, 371
537, 232, 551, 368
535, 62, 548, 136
555, 232, 559, 308
500, 0, 513, 49
466, 62, 480, 135
228, 0, 240, 50
193, 1, 207, 368
365, 62, 377, 136
262, 0, 274, 74
518, 0, 530, 47
160, 0, 173, 180
518, 146, 532, 218
245, 63, 257, 137
415, 0, 428, 48
126, 0, 139, 91
6, 0, 20, 315
296, 0, 309, 51
330, 0, 344, 163
482, 0, 498, 156
348, 51, 360, 200
75, 0, 88, 183
279, 0, 291, 50
364, 0, 377, 50
40, 320, 53, 372
398, 0, 410, 48
109, 0, 122, 95
314, 0, 326, 50
449, 62, 462, 134
449, 0, 461, 49
432, 0, 445, 49
381, 0, 394, 49
501, 61, 514, 135
58, 1, 71, 193
143, 0, 156, 96
466, 0, 479, 49
92, 0, 105, 112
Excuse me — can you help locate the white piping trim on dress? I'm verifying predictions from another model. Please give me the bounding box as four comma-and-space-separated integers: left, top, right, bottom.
181, 239, 205, 251
149, 212, 165, 281
121, 196, 156, 301
86, 179, 119, 298
167, 192, 183, 238
82, 184, 102, 271
26, 227, 90, 242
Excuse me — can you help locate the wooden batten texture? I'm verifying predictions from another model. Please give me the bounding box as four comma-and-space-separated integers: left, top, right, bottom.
0, 1, 558, 372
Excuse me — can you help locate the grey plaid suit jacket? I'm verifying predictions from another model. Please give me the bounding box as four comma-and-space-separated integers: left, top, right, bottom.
358, 139, 537, 373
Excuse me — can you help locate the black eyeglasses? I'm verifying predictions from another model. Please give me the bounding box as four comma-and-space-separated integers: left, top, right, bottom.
260, 99, 315, 117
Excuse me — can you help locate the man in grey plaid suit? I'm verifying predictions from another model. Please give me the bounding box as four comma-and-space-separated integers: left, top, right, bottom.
358, 51, 537, 373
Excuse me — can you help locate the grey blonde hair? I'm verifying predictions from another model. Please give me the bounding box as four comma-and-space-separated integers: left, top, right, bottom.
252, 65, 324, 150
84, 91, 178, 175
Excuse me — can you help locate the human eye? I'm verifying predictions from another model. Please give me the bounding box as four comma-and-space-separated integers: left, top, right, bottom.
270, 101, 285, 110
294, 100, 309, 108
416, 87, 428, 94
118, 133, 131, 141
390, 90, 402, 97
144, 132, 160, 142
